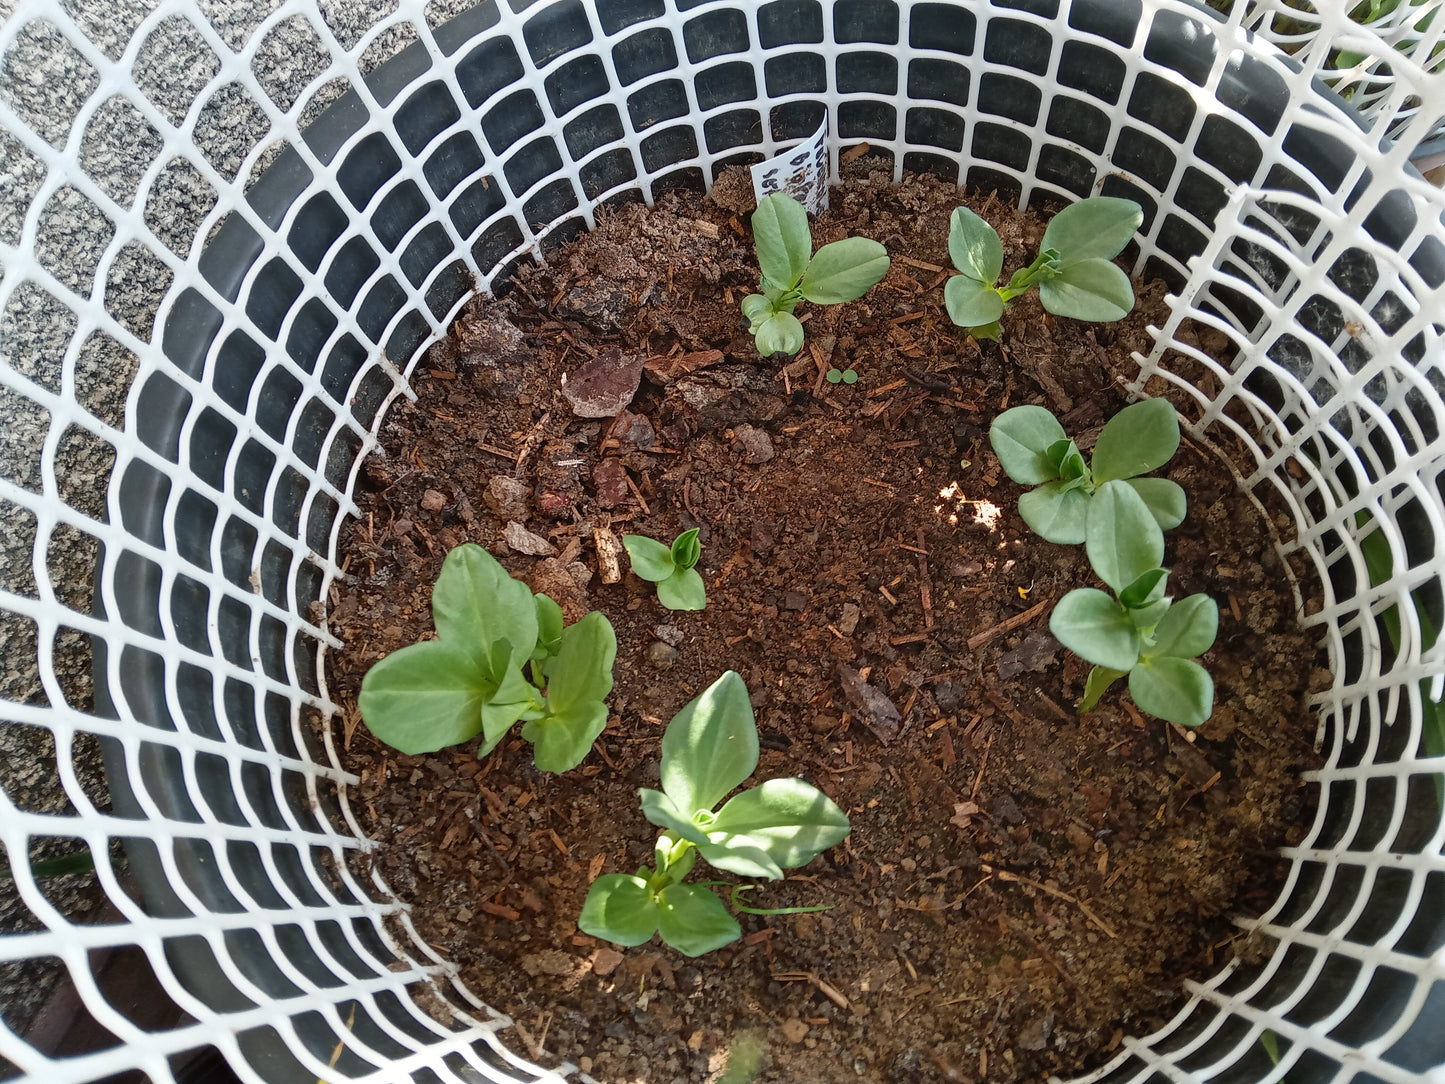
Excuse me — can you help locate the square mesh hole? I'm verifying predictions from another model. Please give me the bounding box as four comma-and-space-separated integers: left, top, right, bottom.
0, 19, 100, 148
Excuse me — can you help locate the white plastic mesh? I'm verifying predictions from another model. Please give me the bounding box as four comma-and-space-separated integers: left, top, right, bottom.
0, 1, 1442, 1082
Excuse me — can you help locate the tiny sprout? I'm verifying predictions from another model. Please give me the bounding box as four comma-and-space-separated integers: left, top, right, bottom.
624, 528, 707, 611
826, 367, 859, 385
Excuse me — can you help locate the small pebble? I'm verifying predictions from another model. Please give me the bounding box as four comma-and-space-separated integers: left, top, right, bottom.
648, 641, 680, 669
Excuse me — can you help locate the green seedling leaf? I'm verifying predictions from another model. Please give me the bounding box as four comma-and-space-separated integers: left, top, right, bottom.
826, 368, 844, 384
801, 237, 890, 304
752, 192, 812, 288
1125, 477, 1187, 531
624, 534, 678, 582
947, 205, 1005, 284
661, 671, 759, 816
1091, 399, 1181, 483
1018, 481, 1090, 544
522, 700, 608, 772
1038, 258, 1135, 321
944, 275, 1007, 330
990, 406, 1070, 485
578, 873, 660, 946
693, 835, 786, 880
655, 882, 743, 956
1119, 568, 1169, 610
1129, 656, 1214, 726
1040, 196, 1144, 266
1078, 666, 1128, 712
740, 293, 773, 328
657, 567, 707, 611
842, 368, 859, 384
671, 528, 701, 571
1127, 597, 1173, 631
533, 592, 564, 661
1085, 481, 1165, 595
359, 639, 496, 755
431, 543, 538, 655
708, 778, 851, 869
754, 311, 806, 357
640, 790, 711, 844
1051, 588, 1143, 671
1147, 592, 1218, 659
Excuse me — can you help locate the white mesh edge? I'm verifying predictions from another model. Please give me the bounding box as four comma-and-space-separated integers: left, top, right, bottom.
1, 1, 1443, 1083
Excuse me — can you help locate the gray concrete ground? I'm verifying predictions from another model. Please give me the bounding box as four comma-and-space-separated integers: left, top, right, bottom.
0, 0, 471, 1057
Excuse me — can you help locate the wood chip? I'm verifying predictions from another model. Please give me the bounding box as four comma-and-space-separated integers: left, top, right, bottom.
593, 526, 624, 584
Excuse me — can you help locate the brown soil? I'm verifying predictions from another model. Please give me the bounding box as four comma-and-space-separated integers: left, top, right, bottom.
320, 166, 1327, 1084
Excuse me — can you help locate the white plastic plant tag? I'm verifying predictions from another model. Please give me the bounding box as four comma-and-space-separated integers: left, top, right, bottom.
750, 114, 830, 213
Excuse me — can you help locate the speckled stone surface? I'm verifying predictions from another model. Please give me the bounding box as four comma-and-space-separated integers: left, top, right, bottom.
0, 0, 474, 1048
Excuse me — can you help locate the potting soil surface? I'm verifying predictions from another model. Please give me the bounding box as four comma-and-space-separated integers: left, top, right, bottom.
321, 165, 1327, 1084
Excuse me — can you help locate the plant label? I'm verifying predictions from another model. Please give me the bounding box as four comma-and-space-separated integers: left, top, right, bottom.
751, 114, 829, 213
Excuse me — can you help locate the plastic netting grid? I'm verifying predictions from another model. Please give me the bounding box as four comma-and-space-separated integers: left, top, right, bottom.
0, 0, 1443, 1082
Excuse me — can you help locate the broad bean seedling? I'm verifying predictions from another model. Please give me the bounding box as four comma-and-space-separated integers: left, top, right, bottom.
579, 671, 850, 955
359, 544, 616, 772
946, 196, 1143, 340
741, 192, 890, 357
624, 528, 707, 611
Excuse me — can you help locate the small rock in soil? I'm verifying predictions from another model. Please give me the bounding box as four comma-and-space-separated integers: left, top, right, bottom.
839, 602, 862, 634
590, 947, 625, 977
561, 348, 644, 417
592, 458, 631, 509
528, 558, 589, 622
420, 488, 447, 512
647, 642, 680, 669
995, 631, 1058, 680
613, 409, 655, 449
483, 475, 530, 521
732, 423, 775, 464
654, 624, 684, 646
837, 664, 901, 744
502, 521, 557, 557
780, 1019, 809, 1044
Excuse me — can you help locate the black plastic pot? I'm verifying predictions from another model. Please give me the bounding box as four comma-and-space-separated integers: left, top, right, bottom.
96, 2, 1444, 1081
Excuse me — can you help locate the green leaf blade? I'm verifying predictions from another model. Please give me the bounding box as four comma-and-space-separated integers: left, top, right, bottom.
657, 567, 707, 611
753, 311, 806, 357
544, 611, 617, 713
431, 543, 538, 656
800, 237, 890, 304
1085, 480, 1165, 594
944, 275, 1006, 330
1017, 481, 1090, 544
1040, 196, 1143, 266
655, 883, 742, 956
1129, 656, 1214, 726
1078, 665, 1128, 712
623, 535, 677, 582
989, 405, 1069, 485
521, 699, 608, 772
708, 778, 851, 869
358, 639, 491, 755
752, 192, 812, 288
947, 206, 1005, 284
670, 528, 701, 571
579, 874, 660, 947
1126, 477, 1188, 531
693, 835, 786, 880
1091, 399, 1181, 483
1050, 588, 1143, 671
1149, 593, 1219, 659
1037, 258, 1135, 322
660, 671, 760, 816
